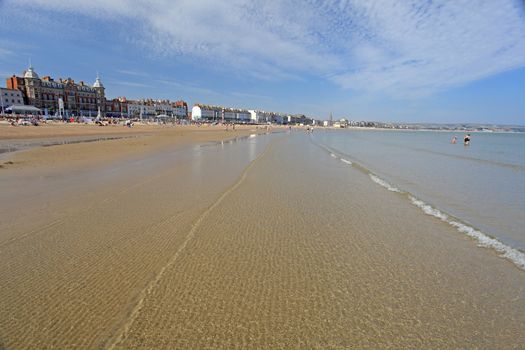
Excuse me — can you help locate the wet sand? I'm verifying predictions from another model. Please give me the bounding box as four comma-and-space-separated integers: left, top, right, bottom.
0, 130, 524, 349
0, 123, 267, 168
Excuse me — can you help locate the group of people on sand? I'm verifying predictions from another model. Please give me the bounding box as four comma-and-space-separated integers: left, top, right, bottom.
225, 123, 236, 131
9, 116, 41, 126
451, 133, 471, 146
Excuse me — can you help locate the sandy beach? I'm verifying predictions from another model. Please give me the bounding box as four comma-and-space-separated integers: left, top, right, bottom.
0, 123, 272, 169
0, 126, 524, 349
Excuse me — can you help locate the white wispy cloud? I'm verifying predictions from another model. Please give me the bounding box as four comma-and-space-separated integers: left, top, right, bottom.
0, 48, 13, 57
231, 92, 271, 100
5, 0, 525, 96
109, 80, 151, 88
156, 79, 223, 97
116, 69, 150, 78
328, 1, 525, 95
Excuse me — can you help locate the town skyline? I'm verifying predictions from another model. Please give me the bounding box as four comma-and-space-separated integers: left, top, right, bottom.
1, 0, 524, 124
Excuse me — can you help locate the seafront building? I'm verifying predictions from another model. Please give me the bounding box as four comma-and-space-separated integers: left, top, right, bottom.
191, 105, 315, 125
6, 65, 106, 117
0, 87, 24, 111
249, 110, 284, 124
3, 65, 313, 124
128, 99, 188, 119
191, 104, 221, 121
4, 65, 188, 119
191, 104, 251, 123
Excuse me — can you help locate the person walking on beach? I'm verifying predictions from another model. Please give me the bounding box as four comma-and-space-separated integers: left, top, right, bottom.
464, 133, 471, 146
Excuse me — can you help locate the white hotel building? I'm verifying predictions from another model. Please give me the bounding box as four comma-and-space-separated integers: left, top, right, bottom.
1, 87, 24, 111
127, 102, 156, 118
248, 110, 287, 124
192, 104, 307, 125
154, 103, 187, 118
191, 104, 220, 121
127, 100, 188, 119
192, 104, 251, 123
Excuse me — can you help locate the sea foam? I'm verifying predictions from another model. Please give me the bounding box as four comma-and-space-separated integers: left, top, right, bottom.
369, 174, 402, 193
366, 172, 525, 270
340, 159, 352, 165
318, 139, 525, 271
409, 196, 525, 270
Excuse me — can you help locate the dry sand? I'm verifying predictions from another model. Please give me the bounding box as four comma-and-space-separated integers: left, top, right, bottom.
0, 128, 524, 349
0, 122, 164, 140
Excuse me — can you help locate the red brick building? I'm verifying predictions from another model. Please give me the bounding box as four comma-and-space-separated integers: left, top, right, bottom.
6, 65, 106, 116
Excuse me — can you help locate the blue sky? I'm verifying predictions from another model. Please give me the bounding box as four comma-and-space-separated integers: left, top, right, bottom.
1, 0, 524, 124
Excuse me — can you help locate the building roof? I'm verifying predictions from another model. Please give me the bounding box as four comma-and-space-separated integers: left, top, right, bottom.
23, 65, 39, 79
93, 74, 104, 88
6, 105, 42, 113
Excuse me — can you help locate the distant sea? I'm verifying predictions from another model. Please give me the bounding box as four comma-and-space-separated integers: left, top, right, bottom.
312, 129, 525, 269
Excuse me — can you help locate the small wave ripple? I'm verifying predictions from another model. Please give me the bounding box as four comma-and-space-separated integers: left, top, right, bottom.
367, 171, 525, 270
312, 137, 525, 271
369, 174, 402, 193
408, 195, 525, 270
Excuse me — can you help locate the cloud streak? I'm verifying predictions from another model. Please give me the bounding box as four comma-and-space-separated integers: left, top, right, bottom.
116, 69, 150, 78
156, 79, 223, 97
5, 0, 525, 96
0, 48, 13, 57
109, 80, 151, 88
231, 92, 271, 101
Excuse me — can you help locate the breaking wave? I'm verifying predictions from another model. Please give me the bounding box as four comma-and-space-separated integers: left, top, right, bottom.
409, 196, 525, 270
366, 172, 525, 270
313, 137, 525, 271
369, 174, 402, 193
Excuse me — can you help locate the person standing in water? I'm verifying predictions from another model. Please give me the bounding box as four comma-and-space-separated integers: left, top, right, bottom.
451, 136, 457, 144
464, 133, 471, 146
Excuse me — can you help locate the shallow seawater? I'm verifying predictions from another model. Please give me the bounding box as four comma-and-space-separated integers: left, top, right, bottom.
1, 131, 524, 349
115, 131, 525, 349
312, 129, 525, 256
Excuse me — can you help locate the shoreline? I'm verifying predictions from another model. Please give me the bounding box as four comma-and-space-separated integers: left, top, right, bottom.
312, 137, 525, 270
325, 126, 524, 134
